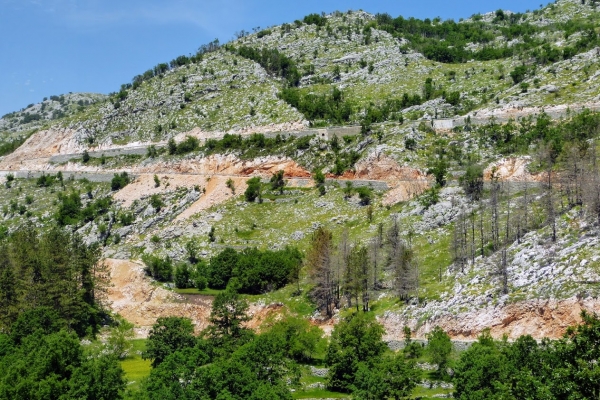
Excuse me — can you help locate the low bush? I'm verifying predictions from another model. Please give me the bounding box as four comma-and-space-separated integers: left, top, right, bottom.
142, 254, 173, 282
111, 172, 130, 191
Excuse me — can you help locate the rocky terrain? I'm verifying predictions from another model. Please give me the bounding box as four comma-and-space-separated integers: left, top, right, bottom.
3, 0, 600, 347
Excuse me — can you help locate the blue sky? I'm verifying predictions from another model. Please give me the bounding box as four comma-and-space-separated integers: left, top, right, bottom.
1, 0, 549, 116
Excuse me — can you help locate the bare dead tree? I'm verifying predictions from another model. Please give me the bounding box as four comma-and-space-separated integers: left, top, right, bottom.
369, 235, 382, 290
500, 181, 511, 295
470, 206, 476, 265
516, 181, 530, 244
539, 144, 557, 242
387, 217, 418, 301
500, 248, 509, 295
343, 245, 360, 312
306, 227, 335, 317
562, 143, 585, 209
489, 167, 501, 250
345, 244, 371, 312
479, 197, 485, 258
504, 181, 511, 244
337, 229, 351, 308
583, 141, 600, 225
358, 245, 372, 312
452, 207, 468, 273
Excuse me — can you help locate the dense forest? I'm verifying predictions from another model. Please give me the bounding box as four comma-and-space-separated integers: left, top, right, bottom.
0, 225, 124, 399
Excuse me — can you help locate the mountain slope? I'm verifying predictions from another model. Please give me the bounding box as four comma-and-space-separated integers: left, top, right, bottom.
2, 0, 600, 346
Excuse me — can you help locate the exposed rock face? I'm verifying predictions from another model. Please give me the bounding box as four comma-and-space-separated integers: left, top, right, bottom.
380, 297, 600, 341
113, 154, 311, 180
484, 157, 541, 182
340, 151, 431, 204
352, 152, 429, 183
107, 258, 297, 338
173, 176, 249, 221
0, 128, 78, 169
106, 258, 213, 337
383, 182, 430, 205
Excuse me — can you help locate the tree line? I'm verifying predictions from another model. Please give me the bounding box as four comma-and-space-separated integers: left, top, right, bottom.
0, 224, 134, 399
278, 87, 353, 125
143, 246, 302, 295
110, 39, 221, 103
0, 225, 109, 337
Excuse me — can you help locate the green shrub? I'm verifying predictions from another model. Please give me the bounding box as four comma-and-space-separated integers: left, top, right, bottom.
142, 254, 173, 282
119, 212, 134, 225
356, 187, 373, 205
256, 29, 272, 38
445, 90, 461, 106
56, 192, 82, 226
176, 135, 199, 154
232, 45, 300, 87
244, 177, 262, 202
167, 138, 177, 155
295, 135, 312, 150
460, 164, 484, 201
226, 178, 235, 194
278, 87, 352, 124
36, 173, 55, 187
427, 326, 452, 378
174, 263, 195, 288
147, 145, 158, 158
206, 246, 302, 294
150, 194, 164, 211
419, 186, 440, 209
303, 13, 327, 26
427, 158, 448, 187
110, 172, 130, 191
510, 65, 528, 84
270, 170, 285, 194
195, 275, 208, 290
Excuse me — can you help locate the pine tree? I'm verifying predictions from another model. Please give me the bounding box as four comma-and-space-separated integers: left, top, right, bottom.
387, 218, 418, 301
306, 227, 335, 317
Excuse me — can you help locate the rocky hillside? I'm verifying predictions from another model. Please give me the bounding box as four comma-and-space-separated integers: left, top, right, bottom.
3, 0, 600, 347
0, 92, 105, 137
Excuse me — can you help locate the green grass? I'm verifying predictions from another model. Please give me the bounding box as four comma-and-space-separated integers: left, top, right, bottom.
248, 284, 316, 317
234, 229, 256, 240
294, 370, 349, 400
0, 178, 111, 233
173, 287, 225, 296
370, 294, 404, 316
415, 230, 454, 301
120, 339, 151, 389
